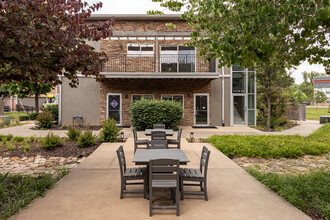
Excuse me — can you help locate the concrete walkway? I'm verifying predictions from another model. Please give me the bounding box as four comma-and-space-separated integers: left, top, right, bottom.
12, 138, 310, 220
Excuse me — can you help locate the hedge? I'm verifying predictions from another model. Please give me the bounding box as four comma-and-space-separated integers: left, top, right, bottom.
129, 99, 183, 130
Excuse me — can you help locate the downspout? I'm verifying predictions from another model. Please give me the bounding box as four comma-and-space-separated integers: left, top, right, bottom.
58, 75, 62, 127
222, 66, 225, 126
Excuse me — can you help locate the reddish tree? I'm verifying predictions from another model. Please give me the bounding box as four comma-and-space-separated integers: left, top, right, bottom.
0, 0, 114, 86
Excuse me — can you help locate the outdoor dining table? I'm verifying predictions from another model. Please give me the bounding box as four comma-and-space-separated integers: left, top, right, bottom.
144, 129, 174, 136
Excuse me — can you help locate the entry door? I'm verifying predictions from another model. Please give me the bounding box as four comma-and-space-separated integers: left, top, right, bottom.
233, 95, 245, 125
107, 93, 122, 126
194, 94, 209, 125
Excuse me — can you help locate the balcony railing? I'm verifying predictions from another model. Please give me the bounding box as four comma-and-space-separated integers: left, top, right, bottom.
101, 54, 216, 73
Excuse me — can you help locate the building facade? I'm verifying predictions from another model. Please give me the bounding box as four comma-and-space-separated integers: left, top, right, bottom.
59, 14, 256, 127
313, 76, 330, 103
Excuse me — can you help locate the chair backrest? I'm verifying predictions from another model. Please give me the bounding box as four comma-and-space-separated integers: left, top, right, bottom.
148, 140, 168, 149
199, 146, 211, 179
153, 124, 165, 129
149, 159, 179, 185
151, 130, 166, 140
132, 127, 138, 142
177, 127, 182, 142
116, 145, 126, 180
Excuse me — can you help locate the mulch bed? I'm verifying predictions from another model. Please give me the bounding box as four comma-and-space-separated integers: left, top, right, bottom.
0, 140, 102, 158
30, 124, 102, 131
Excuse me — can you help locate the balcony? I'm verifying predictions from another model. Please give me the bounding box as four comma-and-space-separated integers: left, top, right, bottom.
101, 54, 218, 79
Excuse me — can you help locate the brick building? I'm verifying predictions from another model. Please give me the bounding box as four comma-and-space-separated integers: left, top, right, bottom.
59, 14, 256, 127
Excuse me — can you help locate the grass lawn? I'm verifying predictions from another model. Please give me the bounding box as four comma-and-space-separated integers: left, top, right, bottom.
207, 124, 330, 158
4, 112, 28, 120
306, 107, 330, 120
248, 169, 330, 220
0, 169, 68, 219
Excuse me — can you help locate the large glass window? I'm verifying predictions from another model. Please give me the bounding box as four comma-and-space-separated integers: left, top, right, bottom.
160, 46, 195, 72
132, 94, 154, 101
232, 72, 245, 93
127, 44, 153, 57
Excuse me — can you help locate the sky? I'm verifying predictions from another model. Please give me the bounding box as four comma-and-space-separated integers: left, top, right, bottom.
87, 0, 326, 84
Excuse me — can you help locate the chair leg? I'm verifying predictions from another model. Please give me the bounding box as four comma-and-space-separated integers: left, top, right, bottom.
180, 179, 184, 200
200, 182, 203, 192
176, 186, 180, 216
120, 180, 124, 199
144, 176, 147, 199
149, 187, 152, 216
204, 180, 208, 201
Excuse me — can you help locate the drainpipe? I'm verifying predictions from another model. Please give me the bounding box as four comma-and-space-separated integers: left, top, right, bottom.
58, 75, 62, 127
222, 66, 225, 126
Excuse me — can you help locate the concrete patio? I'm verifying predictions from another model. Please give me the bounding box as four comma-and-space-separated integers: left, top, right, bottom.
11, 137, 310, 220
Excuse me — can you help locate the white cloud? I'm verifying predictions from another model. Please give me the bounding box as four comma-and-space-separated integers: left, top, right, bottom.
290, 61, 326, 84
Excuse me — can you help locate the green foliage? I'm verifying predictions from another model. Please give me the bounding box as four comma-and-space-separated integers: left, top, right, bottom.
99, 118, 121, 142
77, 130, 97, 148
314, 91, 327, 104
0, 134, 13, 142
0, 170, 68, 219
208, 124, 330, 158
306, 108, 330, 120
36, 111, 53, 129
40, 132, 63, 150
18, 112, 40, 121
28, 135, 37, 142
66, 126, 82, 141
13, 136, 24, 142
45, 104, 58, 121
130, 99, 183, 130
21, 142, 30, 152
248, 169, 330, 219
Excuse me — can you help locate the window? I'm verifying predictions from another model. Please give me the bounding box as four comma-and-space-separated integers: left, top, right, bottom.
161, 95, 184, 105
127, 44, 153, 57
160, 46, 195, 72
132, 94, 154, 101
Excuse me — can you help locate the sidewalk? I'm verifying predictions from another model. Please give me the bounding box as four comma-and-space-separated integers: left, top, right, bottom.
11, 138, 310, 220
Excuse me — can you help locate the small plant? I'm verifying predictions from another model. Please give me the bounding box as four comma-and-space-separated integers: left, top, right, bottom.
13, 136, 24, 142
21, 142, 30, 152
45, 104, 58, 121
0, 120, 4, 128
6, 143, 14, 151
99, 118, 121, 142
77, 130, 96, 148
36, 111, 53, 129
66, 126, 82, 141
0, 134, 13, 142
28, 135, 37, 142
40, 132, 63, 150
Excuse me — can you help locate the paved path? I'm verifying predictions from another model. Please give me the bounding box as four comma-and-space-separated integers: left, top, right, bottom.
12, 139, 310, 220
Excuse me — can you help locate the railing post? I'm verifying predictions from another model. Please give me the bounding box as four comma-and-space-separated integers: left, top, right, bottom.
124, 55, 127, 72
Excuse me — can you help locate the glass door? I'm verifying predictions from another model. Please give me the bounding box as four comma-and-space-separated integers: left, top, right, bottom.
107, 94, 122, 126
233, 95, 245, 125
194, 94, 209, 125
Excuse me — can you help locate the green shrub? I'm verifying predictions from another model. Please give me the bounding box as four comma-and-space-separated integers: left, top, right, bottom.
36, 111, 53, 129
21, 142, 30, 152
130, 99, 183, 130
77, 130, 97, 148
40, 132, 63, 150
18, 113, 39, 121
45, 104, 58, 121
29, 113, 39, 120
99, 118, 121, 142
66, 126, 82, 141
0, 134, 13, 142
28, 135, 37, 142
13, 136, 24, 142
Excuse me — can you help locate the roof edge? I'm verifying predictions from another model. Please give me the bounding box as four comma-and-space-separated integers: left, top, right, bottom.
87, 14, 183, 21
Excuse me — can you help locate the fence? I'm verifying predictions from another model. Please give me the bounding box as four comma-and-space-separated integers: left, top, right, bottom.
286, 103, 306, 121
16, 104, 36, 114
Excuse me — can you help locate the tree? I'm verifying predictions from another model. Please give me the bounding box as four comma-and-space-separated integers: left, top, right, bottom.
314, 91, 327, 107
150, 0, 329, 130
0, 80, 54, 113
298, 71, 326, 102
0, 0, 114, 86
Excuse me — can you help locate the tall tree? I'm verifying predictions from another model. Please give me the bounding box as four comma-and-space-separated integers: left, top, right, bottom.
150, 0, 329, 130
314, 91, 327, 107
0, 0, 114, 86
0, 80, 54, 113
299, 71, 326, 102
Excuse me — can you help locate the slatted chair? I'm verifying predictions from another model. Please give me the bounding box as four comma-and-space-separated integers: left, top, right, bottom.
147, 140, 168, 149
133, 127, 148, 152
151, 130, 166, 140
180, 146, 211, 201
153, 124, 166, 129
149, 159, 180, 216
168, 127, 182, 149
116, 146, 146, 199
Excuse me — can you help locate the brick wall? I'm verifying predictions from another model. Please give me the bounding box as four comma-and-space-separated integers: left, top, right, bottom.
100, 79, 212, 126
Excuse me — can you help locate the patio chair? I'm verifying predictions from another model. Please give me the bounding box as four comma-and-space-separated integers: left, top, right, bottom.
180, 146, 211, 201
133, 127, 148, 152
153, 124, 165, 129
116, 146, 146, 199
147, 140, 168, 149
168, 128, 182, 149
151, 130, 166, 140
149, 159, 180, 216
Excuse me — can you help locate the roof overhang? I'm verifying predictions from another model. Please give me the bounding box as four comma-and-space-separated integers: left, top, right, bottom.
88, 14, 183, 21
100, 72, 219, 79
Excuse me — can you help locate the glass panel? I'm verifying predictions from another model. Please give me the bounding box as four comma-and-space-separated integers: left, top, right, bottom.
195, 95, 208, 125
127, 44, 140, 57
248, 110, 255, 126
141, 45, 154, 57
233, 96, 245, 124
132, 95, 142, 101
108, 95, 120, 124
248, 73, 255, 93
248, 95, 254, 109
173, 95, 183, 104
178, 46, 195, 72
161, 46, 178, 72
162, 95, 172, 101
232, 64, 244, 71
143, 95, 153, 99
232, 72, 245, 93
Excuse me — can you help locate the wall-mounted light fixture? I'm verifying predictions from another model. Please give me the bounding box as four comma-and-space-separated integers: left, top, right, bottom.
125, 94, 128, 99
120, 131, 124, 142
190, 132, 194, 143
120, 45, 123, 49
187, 94, 190, 98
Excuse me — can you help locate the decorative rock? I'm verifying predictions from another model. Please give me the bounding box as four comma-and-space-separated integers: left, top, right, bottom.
34, 158, 47, 164
11, 157, 19, 161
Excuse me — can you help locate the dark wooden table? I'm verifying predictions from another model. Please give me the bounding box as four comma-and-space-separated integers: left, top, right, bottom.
133, 149, 190, 165
144, 129, 174, 136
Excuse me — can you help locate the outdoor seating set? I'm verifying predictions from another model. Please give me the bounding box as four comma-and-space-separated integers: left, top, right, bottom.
116, 124, 211, 216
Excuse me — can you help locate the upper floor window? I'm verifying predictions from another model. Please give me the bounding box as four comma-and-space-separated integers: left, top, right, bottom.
127, 44, 154, 57
160, 46, 195, 72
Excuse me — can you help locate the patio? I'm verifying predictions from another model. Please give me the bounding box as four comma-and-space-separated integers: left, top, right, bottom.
11, 135, 310, 219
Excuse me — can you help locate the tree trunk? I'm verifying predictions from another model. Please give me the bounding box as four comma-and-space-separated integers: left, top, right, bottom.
266, 92, 271, 131
35, 89, 39, 113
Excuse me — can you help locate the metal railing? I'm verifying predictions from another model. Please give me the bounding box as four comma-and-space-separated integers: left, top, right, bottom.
101, 54, 216, 73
